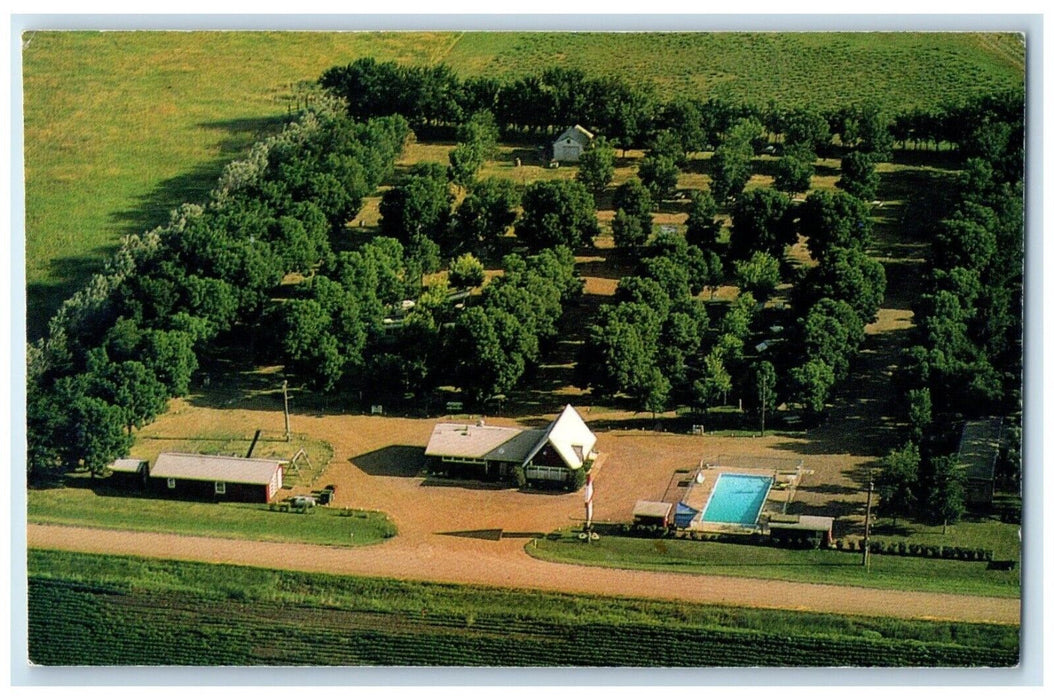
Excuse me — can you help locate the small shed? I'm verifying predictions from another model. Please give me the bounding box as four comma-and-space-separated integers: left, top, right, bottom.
633, 500, 674, 528
767, 514, 834, 548
106, 458, 148, 490
148, 452, 284, 503
552, 125, 594, 163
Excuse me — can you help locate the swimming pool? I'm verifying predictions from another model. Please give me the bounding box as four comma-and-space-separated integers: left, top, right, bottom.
701, 473, 773, 525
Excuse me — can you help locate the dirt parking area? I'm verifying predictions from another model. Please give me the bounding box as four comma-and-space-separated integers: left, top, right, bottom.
140, 399, 872, 541
35, 396, 1018, 625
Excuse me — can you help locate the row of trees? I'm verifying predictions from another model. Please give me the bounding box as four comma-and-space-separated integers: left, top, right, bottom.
451, 247, 582, 403
876, 443, 967, 532
877, 90, 1023, 527
377, 154, 599, 261
28, 103, 411, 481
320, 58, 1023, 158
575, 160, 886, 424
577, 232, 719, 414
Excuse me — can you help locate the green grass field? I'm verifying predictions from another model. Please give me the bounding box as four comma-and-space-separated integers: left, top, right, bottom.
28, 480, 394, 547
27, 549, 1018, 666
23, 31, 1024, 339
528, 531, 1020, 598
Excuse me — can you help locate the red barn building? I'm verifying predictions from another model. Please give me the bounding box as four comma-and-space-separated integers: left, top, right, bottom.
148, 452, 284, 503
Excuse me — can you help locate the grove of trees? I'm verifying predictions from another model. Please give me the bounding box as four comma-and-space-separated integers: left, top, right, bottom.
28, 52, 1022, 503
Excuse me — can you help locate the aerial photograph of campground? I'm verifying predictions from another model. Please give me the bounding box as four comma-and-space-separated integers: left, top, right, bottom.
22, 28, 1026, 669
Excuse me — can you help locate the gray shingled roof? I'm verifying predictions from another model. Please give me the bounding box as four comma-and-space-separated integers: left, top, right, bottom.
107, 458, 146, 474
425, 423, 531, 461
150, 453, 282, 485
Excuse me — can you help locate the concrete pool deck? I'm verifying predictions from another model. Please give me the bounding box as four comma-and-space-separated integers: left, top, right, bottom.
679, 460, 806, 533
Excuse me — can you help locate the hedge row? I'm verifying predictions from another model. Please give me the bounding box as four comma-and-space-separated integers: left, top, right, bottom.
836, 539, 996, 562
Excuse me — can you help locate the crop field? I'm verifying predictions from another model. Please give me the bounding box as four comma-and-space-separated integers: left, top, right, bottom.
27, 550, 1019, 667
451, 32, 1024, 109
23, 31, 1024, 338
529, 532, 1020, 598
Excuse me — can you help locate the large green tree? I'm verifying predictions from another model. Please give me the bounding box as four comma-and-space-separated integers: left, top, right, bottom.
728, 188, 796, 261
923, 456, 967, 533
837, 151, 880, 201
734, 251, 782, 303
876, 442, 920, 526
684, 190, 723, 252
516, 180, 599, 250
575, 136, 616, 196
452, 177, 520, 250
379, 170, 453, 244
772, 144, 815, 194
801, 246, 886, 324
799, 190, 874, 263
638, 153, 680, 201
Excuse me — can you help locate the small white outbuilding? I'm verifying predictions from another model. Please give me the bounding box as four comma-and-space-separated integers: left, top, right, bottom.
552, 125, 594, 163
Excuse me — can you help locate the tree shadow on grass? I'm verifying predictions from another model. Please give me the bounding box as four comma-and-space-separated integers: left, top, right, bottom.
109, 115, 290, 239
27, 247, 118, 341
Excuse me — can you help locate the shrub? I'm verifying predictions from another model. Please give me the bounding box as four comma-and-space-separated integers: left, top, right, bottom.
448, 253, 486, 288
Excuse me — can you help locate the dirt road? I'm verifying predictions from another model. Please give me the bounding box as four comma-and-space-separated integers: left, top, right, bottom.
28, 521, 1019, 625
30, 401, 1019, 628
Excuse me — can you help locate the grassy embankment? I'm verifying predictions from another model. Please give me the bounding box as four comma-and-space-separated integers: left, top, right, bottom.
28, 431, 396, 547
528, 530, 1020, 599
27, 549, 1019, 667
24, 31, 1024, 339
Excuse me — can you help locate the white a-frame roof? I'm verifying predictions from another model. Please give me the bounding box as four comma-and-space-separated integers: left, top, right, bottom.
523, 404, 597, 470
554, 124, 594, 147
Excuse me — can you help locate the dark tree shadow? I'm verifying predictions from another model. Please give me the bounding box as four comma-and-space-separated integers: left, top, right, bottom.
438, 528, 503, 540
110, 115, 290, 239
27, 246, 119, 341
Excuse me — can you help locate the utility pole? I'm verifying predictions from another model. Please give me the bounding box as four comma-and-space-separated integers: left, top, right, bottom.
283, 380, 291, 441
863, 478, 874, 571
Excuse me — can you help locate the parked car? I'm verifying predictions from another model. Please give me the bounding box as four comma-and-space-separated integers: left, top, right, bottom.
289, 495, 316, 508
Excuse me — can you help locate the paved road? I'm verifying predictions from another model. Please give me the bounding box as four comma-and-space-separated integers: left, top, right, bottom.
28, 523, 1020, 625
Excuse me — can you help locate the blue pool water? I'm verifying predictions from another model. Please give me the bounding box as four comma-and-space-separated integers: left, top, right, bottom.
701, 473, 773, 525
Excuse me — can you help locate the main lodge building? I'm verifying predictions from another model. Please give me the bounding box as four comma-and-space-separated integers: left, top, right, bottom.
424, 404, 597, 485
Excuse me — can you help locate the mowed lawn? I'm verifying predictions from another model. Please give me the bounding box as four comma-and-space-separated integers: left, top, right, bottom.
28, 482, 396, 547
23, 31, 1024, 339
529, 532, 1021, 598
